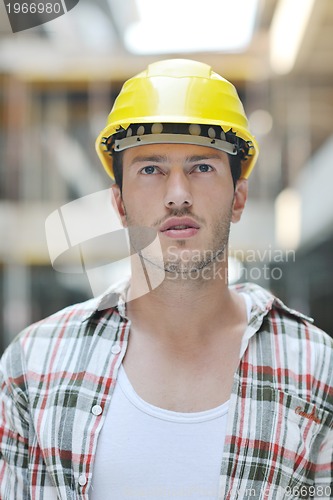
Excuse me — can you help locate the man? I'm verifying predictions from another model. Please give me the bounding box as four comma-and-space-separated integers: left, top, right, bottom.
0, 59, 332, 500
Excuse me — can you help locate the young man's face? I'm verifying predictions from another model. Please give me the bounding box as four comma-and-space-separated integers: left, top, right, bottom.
112, 143, 247, 275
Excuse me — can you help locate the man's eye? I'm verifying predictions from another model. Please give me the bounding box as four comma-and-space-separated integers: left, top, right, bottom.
140, 166, 159, 175
192, 164, 214, 173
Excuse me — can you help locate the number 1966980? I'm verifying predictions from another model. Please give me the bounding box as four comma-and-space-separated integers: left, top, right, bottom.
6, 2, 61, 14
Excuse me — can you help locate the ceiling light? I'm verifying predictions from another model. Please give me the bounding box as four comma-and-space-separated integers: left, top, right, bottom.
270, 0, 316, 74
122, 0, 259, 55
249, 109, 273, 136
275, 188, 301, 249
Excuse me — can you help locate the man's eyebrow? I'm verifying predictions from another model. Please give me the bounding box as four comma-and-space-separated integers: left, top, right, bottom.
185, 154, 224, 162
129, 154, 167, 165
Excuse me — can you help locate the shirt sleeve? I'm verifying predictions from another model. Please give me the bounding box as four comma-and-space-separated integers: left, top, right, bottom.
0, 343, 30, 500
312, 335, 333, 500
313, 426, 333, 499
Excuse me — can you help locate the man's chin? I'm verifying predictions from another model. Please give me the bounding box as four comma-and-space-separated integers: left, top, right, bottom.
136, 254, 206, 274
164, 257, 217, 275
137, 245, 228, 273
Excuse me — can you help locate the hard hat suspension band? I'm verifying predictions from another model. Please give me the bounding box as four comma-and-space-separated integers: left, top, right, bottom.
114, 133, 237, 155
105, 123, 251, 159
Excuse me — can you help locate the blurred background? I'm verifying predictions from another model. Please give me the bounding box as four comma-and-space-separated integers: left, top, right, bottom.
0, 0, 332, 353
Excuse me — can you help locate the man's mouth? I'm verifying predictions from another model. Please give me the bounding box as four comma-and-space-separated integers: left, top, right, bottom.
159, 217, 200, 238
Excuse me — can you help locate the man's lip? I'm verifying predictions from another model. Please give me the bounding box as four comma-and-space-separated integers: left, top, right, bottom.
159, 217, 200, 232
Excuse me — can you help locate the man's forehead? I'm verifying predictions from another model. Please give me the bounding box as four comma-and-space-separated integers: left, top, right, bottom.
123, 143, 229, 165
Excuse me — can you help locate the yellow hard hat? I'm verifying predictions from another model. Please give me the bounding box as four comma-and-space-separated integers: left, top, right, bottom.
96, 59, 259, 179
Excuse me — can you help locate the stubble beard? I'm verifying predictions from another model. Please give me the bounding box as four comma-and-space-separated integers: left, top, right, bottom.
124, 205, 233, 282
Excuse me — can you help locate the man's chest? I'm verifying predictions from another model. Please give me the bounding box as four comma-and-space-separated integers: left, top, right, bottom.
122, 330, 243, 412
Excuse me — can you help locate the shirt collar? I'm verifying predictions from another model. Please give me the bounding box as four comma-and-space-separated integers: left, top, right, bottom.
81, 278, 130, 322
81, 279, 313, 324
231, 281, 314, 323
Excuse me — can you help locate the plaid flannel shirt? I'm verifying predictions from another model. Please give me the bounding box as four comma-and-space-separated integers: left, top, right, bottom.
0, 282, 332, 500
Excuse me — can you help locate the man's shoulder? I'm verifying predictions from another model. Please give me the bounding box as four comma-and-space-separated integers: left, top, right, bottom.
235, 282, 333, 411
17, 295, 105, 340
0, 289, 125, 384
234, 281, 332, 348
1, 286, 126, 364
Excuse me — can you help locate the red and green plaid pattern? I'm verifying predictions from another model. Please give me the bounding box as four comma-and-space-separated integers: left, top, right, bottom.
0, 283, 332, 499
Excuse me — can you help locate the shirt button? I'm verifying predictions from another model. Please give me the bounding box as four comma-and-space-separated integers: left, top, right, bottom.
91, 404, 103, 416
78, 474, 87, 486
111, 344, 121, 354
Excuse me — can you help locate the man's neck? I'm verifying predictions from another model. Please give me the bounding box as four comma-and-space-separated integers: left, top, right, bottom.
125, 259, 246, 348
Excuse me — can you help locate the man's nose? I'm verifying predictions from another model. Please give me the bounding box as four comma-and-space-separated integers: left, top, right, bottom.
163, 168, 193, 209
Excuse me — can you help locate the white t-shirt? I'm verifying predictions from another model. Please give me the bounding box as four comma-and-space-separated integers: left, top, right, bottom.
90, 293, 252, 500
91, 365, 229, 499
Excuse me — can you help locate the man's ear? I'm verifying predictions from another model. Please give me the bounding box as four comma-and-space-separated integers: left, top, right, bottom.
111, 184, 127, 227
231, 179, 248, 223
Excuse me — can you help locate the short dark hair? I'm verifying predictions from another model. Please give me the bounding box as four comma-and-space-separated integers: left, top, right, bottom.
113, 149, 124, 190
112, 149, 242, 193
229, 153, 242, 188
